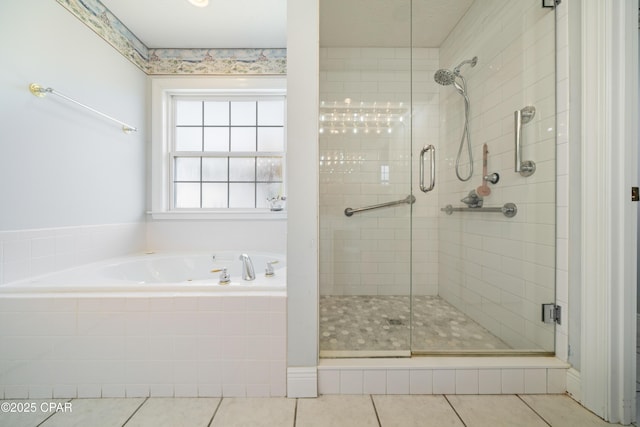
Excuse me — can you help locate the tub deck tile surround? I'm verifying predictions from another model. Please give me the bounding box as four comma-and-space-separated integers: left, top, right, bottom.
0, 294, 287, 399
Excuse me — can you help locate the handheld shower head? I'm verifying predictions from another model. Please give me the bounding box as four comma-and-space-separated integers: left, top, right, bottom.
433, 56, 478, 183
433, 56, 477, 87
434, 68, 456, 86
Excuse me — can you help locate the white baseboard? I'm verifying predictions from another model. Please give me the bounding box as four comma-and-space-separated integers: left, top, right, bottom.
566, 367, 581, 403
287, 367, 318, 398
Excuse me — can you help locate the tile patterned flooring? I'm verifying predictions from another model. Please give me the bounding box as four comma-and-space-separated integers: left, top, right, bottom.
0, 394, 622, 426
320, 295, 509, 353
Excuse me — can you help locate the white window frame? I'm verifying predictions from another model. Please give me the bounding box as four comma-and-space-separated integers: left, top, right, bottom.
150, 77, 287, 220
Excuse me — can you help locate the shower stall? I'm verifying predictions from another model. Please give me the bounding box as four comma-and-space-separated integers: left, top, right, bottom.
319, 0, 556, 356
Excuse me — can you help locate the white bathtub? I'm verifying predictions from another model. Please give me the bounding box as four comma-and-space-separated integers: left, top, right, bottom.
0, 251, 286, 295
0, 251, 288, 399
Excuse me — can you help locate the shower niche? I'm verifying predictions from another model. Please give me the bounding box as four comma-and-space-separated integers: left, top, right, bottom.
319, 0, 556, 357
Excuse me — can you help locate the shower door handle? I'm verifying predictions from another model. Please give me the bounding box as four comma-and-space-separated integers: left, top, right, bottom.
514, 106, 536, 177
419, 145, 435, 192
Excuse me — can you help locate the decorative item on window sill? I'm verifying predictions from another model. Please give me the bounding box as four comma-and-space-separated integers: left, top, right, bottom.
319, 98, 409, 135
268, 195, 286, 211
29, 83, 137, 134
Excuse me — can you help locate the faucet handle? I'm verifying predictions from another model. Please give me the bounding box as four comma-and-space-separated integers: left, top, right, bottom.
211, 268, 231, 285
265, 260, 279, 277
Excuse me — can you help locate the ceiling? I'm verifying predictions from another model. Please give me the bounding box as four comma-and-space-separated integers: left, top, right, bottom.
99, 0, 473, 49
320, 0, 474, 47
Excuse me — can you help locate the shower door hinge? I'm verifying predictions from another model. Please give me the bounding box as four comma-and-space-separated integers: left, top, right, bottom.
541, 303, 561, 324
631, 186, 639, 201
542, 0, 560, 8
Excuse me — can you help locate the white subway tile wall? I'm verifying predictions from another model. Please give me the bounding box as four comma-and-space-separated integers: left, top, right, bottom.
0, 295, 287, 399
436, 0, 557, 351
319, 46, 440, 297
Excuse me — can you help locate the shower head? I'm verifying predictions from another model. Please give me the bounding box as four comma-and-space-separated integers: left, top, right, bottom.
434, 68, 456, 86
433, 56, 478, 86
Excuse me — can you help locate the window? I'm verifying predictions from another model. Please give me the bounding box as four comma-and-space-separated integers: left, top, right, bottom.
171, 98, 285, 209
151, 77, 287, 219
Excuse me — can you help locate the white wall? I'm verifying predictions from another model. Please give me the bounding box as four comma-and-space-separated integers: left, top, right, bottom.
286, 0, 319, 396
0, 1, 147, 231
437, 0, 556, 351
0, 1, 148, 283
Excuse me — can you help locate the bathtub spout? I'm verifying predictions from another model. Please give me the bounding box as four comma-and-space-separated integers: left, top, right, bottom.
239, 253, 256, 281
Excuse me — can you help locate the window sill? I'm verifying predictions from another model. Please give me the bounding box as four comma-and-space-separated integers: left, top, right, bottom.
147, 210, 287, 221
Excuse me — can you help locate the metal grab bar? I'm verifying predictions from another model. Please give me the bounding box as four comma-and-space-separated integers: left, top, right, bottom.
29, 83, 137, 134
419, 145, 435, 192
441, 203, 517, 218
514, 106, 535, 176
345, 195, 416, 217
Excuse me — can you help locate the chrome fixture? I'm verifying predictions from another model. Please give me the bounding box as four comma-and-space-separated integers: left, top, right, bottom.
434, 56, 478, 182
460, 190, 483, 208
28, 83, 137, 134
211, 267, 231, 285
484, 173, 500, 184
239, 253, 256, 281
419, 145, 435, 192
265, 260, 279, 277
514, 106, 536, 177
345, 194, 416, 217
441, 202, 518, 218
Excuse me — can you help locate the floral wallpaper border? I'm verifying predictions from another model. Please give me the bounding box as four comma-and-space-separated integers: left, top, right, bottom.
56, 0, 286, 75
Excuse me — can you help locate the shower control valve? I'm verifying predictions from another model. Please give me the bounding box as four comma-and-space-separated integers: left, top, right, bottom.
484, 173, 500, 185
265, 260, 279, 277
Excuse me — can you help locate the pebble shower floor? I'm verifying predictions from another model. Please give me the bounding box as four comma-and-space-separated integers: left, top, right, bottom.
319, 295, 509, 353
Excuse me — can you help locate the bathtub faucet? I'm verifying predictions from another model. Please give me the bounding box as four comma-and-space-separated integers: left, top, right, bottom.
239, 253, 256, 281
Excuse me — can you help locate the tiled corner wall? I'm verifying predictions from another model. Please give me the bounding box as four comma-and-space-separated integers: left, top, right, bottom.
436, 0, 557, 351
0, 223, 145, 285
318, 47, 440, 297
0, 294, 287, 399
318, 358, 568, 395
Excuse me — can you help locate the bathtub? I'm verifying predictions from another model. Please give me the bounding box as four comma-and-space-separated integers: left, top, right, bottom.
0, 251, 286, 295
0, 251, 287, 398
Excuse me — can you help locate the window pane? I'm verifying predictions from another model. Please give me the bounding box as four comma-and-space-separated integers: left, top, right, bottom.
174, 183, 200, 208
257, 183, 284, 209
258, 100, 285, 125
229, 157, 255, 181
202, 183, 228, 208
204, 127, 230, 151
204, 101, 229, 125
175, 127, 202, 151
176, 101, 202, 125
257, 157, 283, 182
231, 127, 257, 151
257, 128, 284, 151
175, 157, 201, 181
229, 183, 255, 208
202, 158, 228, 181
231, 102, 256, 125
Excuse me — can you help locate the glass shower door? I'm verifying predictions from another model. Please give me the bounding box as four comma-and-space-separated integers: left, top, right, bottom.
318, 0, 414, 357
411, 0, 557, 354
